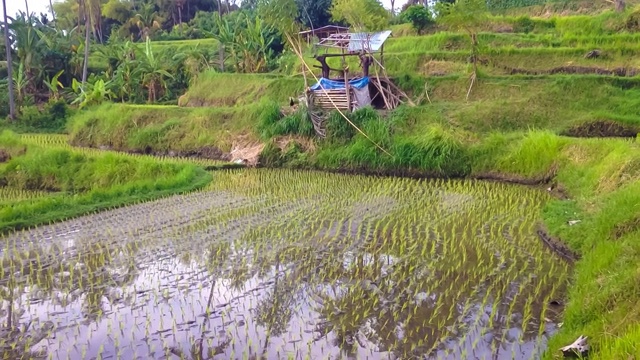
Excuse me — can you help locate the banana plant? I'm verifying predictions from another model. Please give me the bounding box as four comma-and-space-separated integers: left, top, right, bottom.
134, 38, 174, 103
209, 14, 237, 72
12, 62, 29, 108
171, 43, 213, 85
43, 69, 65, 100
239, 16, 275, 73
71, 77, 114, 109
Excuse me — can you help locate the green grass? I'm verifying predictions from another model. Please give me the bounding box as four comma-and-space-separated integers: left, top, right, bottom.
179, 72, 303, 107
68, 102, 273, 152
538, 139, 640, 359
499, 0, 640, 16
0, 130, 212, 233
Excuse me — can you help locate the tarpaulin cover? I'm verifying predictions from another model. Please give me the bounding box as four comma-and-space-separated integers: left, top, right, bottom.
310, 77, 370, 90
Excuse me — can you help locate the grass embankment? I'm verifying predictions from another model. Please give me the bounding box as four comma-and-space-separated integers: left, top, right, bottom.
68, 101, 268, 153
0, 131, 212, 233
69, 74, 640, 163
178, 72, 303, 107
499, 0, 640, 16
67, 73, 304, 154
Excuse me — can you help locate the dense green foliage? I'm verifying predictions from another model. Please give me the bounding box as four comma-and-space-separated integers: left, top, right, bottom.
400, 5, 434, 34
330, 0, 391, 30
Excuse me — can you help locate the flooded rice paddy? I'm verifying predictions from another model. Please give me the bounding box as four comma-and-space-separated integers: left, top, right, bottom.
0, 169, 570, 359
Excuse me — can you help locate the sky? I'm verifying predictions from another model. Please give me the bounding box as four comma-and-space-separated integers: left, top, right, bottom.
2, 0, 52, 19
2, 0, 411, 20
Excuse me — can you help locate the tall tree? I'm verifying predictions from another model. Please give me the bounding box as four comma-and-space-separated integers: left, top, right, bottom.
49, 0, 56, 23
80, 0, 90, 85
2, 0, 16, 119
295, 0, 332, 29
402, 4, 433, 34
331, 0, 390, 31
438, 0, 488, 100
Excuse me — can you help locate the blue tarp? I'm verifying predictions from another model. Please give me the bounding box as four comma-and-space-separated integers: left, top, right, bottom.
310, 77, 370, 90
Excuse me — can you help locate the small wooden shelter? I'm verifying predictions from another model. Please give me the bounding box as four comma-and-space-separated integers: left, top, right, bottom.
303, 29, 410, 114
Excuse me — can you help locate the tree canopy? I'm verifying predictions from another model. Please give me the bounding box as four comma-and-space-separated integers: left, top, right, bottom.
401, 5, 433, 34
330, 0, 391, 31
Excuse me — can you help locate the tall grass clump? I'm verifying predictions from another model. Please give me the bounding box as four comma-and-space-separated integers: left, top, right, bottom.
498, 130, 566, 178
0, 130, 27, 157
258, 101, 314, 138
325, 107, 381, 142
393, 125, 470, 176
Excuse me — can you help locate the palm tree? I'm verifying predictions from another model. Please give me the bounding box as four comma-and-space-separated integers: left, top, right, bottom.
81, 0, 90, 85
49, 0, 55, 24
135, 3, 161, 40
2, 0, 16, 119
79, 0, 102, 85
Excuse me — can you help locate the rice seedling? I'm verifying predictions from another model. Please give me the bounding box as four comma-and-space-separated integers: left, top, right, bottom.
0, 169, 570, 359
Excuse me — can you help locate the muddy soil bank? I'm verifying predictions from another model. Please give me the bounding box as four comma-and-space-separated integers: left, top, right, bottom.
502, 65, 640, 77
561, 120, 639, 138
536, 224, 581, 263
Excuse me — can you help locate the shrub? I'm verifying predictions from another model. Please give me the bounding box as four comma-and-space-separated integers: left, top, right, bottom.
401, 5, 434, 35
512, 16, 535, 33
259, 103, 315, 139
257, 101, 284, 138
17, 100, 71, 132
258, 141, 284, 167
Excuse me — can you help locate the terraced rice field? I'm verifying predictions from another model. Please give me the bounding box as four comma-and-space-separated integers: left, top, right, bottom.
0, 169, 570, 359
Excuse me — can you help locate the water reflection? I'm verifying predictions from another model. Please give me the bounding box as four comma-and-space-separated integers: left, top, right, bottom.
0, 171, 570, 359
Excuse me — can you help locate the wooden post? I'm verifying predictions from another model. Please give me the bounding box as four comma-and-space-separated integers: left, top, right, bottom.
344, 69, 351, 112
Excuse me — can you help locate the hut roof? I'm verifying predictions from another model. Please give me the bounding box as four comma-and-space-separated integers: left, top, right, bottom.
315, 30, 392, 53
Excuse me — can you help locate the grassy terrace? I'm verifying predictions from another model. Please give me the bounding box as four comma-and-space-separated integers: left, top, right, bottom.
0, 132, 214, 233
